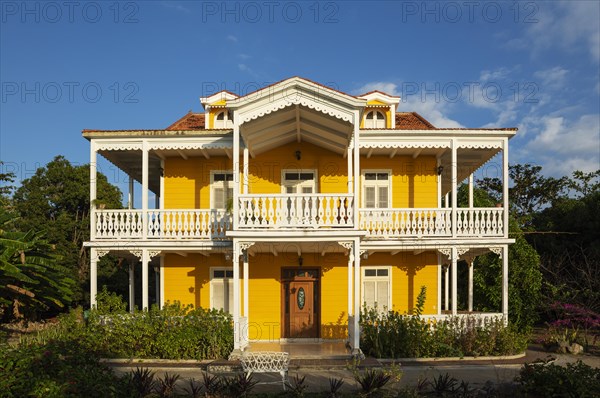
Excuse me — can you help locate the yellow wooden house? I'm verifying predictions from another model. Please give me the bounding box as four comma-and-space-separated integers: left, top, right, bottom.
83, 77, 515, 356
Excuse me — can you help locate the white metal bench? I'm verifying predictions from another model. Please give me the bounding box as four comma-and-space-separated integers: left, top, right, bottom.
240, 351, 289, 390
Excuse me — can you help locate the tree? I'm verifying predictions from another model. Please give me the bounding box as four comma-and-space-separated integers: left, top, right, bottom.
0, 207, 75, 321
478, 163, 568, 229
11, 156, 123, 304
457, 184, 543, 330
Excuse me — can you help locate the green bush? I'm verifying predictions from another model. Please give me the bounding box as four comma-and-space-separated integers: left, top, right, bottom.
518, 360, 600, 398
360, 287, 528, 358
86, 301, 234, 360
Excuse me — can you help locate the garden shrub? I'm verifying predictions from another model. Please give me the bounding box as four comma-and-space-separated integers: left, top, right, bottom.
518, 360, 600, 398
360, 287, 528, 358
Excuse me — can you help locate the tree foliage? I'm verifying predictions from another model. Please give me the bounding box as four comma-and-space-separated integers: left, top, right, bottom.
11, 156, 123, 304
0, 207, 75, 321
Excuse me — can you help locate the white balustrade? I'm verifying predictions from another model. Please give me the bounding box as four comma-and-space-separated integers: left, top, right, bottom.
94, 209, 231, 239
359, 208, 451, 238
456, 208, 503, 237
238, 194, 354, 228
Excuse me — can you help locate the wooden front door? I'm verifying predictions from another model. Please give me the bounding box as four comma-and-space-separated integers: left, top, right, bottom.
282, 269, 319, 338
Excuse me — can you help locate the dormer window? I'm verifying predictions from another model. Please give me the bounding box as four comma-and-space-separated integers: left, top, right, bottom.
213, 110, 233, 128
365, 110, 386, 128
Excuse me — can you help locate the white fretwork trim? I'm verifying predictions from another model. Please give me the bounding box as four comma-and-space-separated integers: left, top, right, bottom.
96, 142, 142, 151
438, 248, 452, 260
339, 241, 354, 251
239, 242, 255, 252
457, 248, 470, 257
490, 247, 503, 259
361, 141, 449, 149
148, 142, 231, 151
239, 98, 353, 124
92, 249, 110, 262
457, 141, 502, 149
129, 250, 143, 260
148, 250, 161, 259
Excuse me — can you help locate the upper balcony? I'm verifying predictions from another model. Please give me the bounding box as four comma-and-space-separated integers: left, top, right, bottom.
92, 204, 504, 241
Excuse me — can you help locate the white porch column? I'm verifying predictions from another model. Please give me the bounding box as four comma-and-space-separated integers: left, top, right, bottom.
347, 143, 353, 194
90, 141, 97, 240
468, 260, 474, 312
142, 249, 149, 310
444, 193, 449, 208
468, 173, 474, 208
90, 248, 98, 308
232, 243, 241, 351
437, 158, 442, 208
154, 265, 160, 307
142, 141, 149, 239
437, 254, 442, 315
347, 244, 354, 319
444, 265, 449, 311
159, 160, 165, 210
129, 262, 135, 312
451, 139, 457, 238
233, 119, 240, 229
502, 138, 509, 238
242, 146, 249, 195
451, 247, 458, 315
128, 176, 134, 209
353, 111, 360, 228
243, 250, 249, 319
352, 239, 361, 354
502, 245, 509, 324
159, 255, 165, 309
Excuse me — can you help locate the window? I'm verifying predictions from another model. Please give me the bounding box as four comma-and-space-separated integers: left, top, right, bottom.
363, 171, 390, 208
210, 268, 233, 313
213, 111, 233, 128
282, 170, 316, 194
362, 267, 391, 311
211, 171, 234, 209
364, 110, 386, 128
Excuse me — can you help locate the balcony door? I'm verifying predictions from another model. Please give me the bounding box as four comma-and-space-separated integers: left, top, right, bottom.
282, 170, 317, 226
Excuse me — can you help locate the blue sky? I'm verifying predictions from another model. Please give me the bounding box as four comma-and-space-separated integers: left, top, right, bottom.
1, 0, 599, 192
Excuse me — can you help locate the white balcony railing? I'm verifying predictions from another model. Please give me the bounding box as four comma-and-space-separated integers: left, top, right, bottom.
359, 208, 451, 237
359, 208, 504, 238
238, 194, 354, 228
456, 208, 503, 237
94, 209, 231, 239
92, 206, 504, 240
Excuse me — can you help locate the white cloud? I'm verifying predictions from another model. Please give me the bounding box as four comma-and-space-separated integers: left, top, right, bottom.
522, 2, 600, 62
238, 53, 251, 60
354, 81, 464, 128
227, 35, 238, 43
533, 67, 569, 90
523, 114, 600, 175
238, 63, 258, 78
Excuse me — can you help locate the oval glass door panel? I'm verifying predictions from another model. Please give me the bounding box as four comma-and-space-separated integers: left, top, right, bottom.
297, 287, 305, 309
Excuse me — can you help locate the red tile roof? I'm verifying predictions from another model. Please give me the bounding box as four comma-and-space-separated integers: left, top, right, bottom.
395, 112, 436, 130
166, 111, 205, 130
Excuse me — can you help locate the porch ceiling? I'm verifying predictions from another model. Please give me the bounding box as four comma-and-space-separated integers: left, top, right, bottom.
439, 147, 502, 195
246, 241, 349, 258
99, 150, 162, 194
240, 105, 353, 156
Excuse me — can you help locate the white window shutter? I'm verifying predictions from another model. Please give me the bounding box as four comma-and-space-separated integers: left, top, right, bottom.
377, 281, 389, 310
365, 187, 376, 208
363, 281, 376, 308
214, 188, 224, 209
211, 281, 224, 311
378, 186, 389, 208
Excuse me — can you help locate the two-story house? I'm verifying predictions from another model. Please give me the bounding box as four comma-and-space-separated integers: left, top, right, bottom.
83, 77, 515, 357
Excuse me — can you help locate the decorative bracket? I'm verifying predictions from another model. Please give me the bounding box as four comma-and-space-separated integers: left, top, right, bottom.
239, 241, 255, 252
92, 249, 110, 262
129, 250, 143, 260
437, 248, 452, 260
490, 246, 503, 259
339, 241, 354, 252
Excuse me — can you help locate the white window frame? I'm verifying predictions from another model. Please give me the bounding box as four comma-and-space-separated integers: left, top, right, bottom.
361, 169, 392, 208
210, 267, 233, 313
210, 170, 234, 210
361, 266, 392, 311
364, 110, 386, 128
213, 110, 233, 129
281, 169, 318, 194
